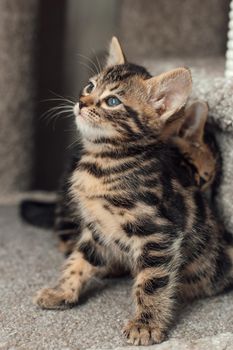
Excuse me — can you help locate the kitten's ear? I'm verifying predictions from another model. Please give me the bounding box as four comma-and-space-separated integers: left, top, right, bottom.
179, 100, 208, 141
145, 68, 192, 123
106, 36, 126, 67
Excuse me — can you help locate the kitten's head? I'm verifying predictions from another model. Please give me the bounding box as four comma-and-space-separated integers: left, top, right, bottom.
74, 37, 192, 142
173, 101, 217, 190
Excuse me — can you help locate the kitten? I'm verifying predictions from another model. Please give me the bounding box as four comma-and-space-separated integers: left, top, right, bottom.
170, 101, 220, 192
34, 37, 233, 346
20, 95, 221, 256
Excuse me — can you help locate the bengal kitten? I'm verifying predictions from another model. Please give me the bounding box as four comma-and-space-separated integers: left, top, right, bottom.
34, 37, 233, 346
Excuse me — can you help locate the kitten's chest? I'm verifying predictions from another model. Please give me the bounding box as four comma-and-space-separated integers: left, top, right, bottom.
70, 168, 124, 237
70, 165, 154, 248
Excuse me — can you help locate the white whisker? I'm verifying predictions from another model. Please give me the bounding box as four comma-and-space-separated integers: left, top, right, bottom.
77, 53, 100, 75
91, 48, 102, 73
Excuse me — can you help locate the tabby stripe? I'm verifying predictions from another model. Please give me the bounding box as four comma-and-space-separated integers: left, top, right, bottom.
86, 222, 103, 245
139, 311, 153, 324
125, 106, 149, 134
97, 143, 161, 160
97, 148, 140, 159
133, 161, 161, 177
160, 174, 174, 200
144, 241, 172, 251
143, 177, 159, 187
117, 120, 135, 136
114, 239, 130, 253
158, 193, 186, 231
92, 137, 122, 145
194, 191, 207, 225
78, 160, 138, 177
143, 276, 169, 294
78, 241, 105, 267
182, 227, 211, 266
123, 219, 177, 237
138, 254, 172, 268
138, 191, 160, 206
109, 84, 120, 91
104, 195, 135, 209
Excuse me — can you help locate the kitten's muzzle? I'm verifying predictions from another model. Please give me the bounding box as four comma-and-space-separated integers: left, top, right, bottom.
79, 100, 87, 110
79, 95, 94, 109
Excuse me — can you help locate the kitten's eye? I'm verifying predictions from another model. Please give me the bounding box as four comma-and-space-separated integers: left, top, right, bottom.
85, 81, 94, 94
105, 96, 121, 107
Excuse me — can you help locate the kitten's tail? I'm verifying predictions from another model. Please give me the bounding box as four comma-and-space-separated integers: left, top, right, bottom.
20, 200, 56, 229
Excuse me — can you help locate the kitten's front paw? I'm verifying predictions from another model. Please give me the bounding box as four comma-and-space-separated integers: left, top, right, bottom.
34, 287, 77, 309
122, 320, 165, 346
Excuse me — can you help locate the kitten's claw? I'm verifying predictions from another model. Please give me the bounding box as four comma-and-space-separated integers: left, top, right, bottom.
122, 320, 165, 346
34, 287, 77, 309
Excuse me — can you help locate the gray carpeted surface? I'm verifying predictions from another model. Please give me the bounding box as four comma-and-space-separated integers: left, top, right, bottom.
0, 205, 233, 350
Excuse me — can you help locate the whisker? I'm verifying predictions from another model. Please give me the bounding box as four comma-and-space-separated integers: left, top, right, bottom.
48, 91, 76, 105
78, 60, 96, 75
67, 138, 81, 150
45, 110, 74, 122
40, 106, 74, 122
91, 48, 102, 73
40, 105, 74, 128
77, 53, 100, 75
41, 105, 73, 114
41, 98, 75, 105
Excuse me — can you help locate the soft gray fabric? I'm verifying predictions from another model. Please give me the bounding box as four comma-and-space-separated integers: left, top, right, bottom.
0, 0, 38, 195
192, 74, 233, 232
0, 205, 233, 350
215, 132, 233, 232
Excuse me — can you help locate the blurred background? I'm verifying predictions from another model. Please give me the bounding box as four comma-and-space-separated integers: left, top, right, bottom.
0, 0, 231, 195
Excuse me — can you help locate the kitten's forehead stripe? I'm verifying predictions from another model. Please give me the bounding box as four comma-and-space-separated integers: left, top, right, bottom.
109, 84, 120, 91
102, 63, 151, 83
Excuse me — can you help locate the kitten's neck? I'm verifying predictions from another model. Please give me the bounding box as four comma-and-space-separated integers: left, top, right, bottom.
82, 134, 160, 155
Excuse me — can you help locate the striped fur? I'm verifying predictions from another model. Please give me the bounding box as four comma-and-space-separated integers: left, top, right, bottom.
34, 37, 232, 346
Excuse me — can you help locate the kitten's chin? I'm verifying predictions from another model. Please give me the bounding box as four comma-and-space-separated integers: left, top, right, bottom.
75, 113, 114, 141
73, 103, 116, 140
73, 103, 97, 139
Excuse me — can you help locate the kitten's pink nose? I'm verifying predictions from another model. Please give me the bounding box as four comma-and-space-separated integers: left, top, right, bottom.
79, 100, 86, 110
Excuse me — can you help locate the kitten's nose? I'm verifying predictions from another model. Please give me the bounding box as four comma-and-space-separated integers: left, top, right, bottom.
79, 100, 86, 110
199, 177, 207, 188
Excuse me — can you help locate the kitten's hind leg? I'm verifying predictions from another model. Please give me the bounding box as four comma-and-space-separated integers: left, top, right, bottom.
34, 237, 108, 309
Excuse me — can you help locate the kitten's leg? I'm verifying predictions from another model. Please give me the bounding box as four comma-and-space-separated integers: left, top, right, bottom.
54, 190, 82, 256
34, 233, 109, 309
123, 258, 179, 345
